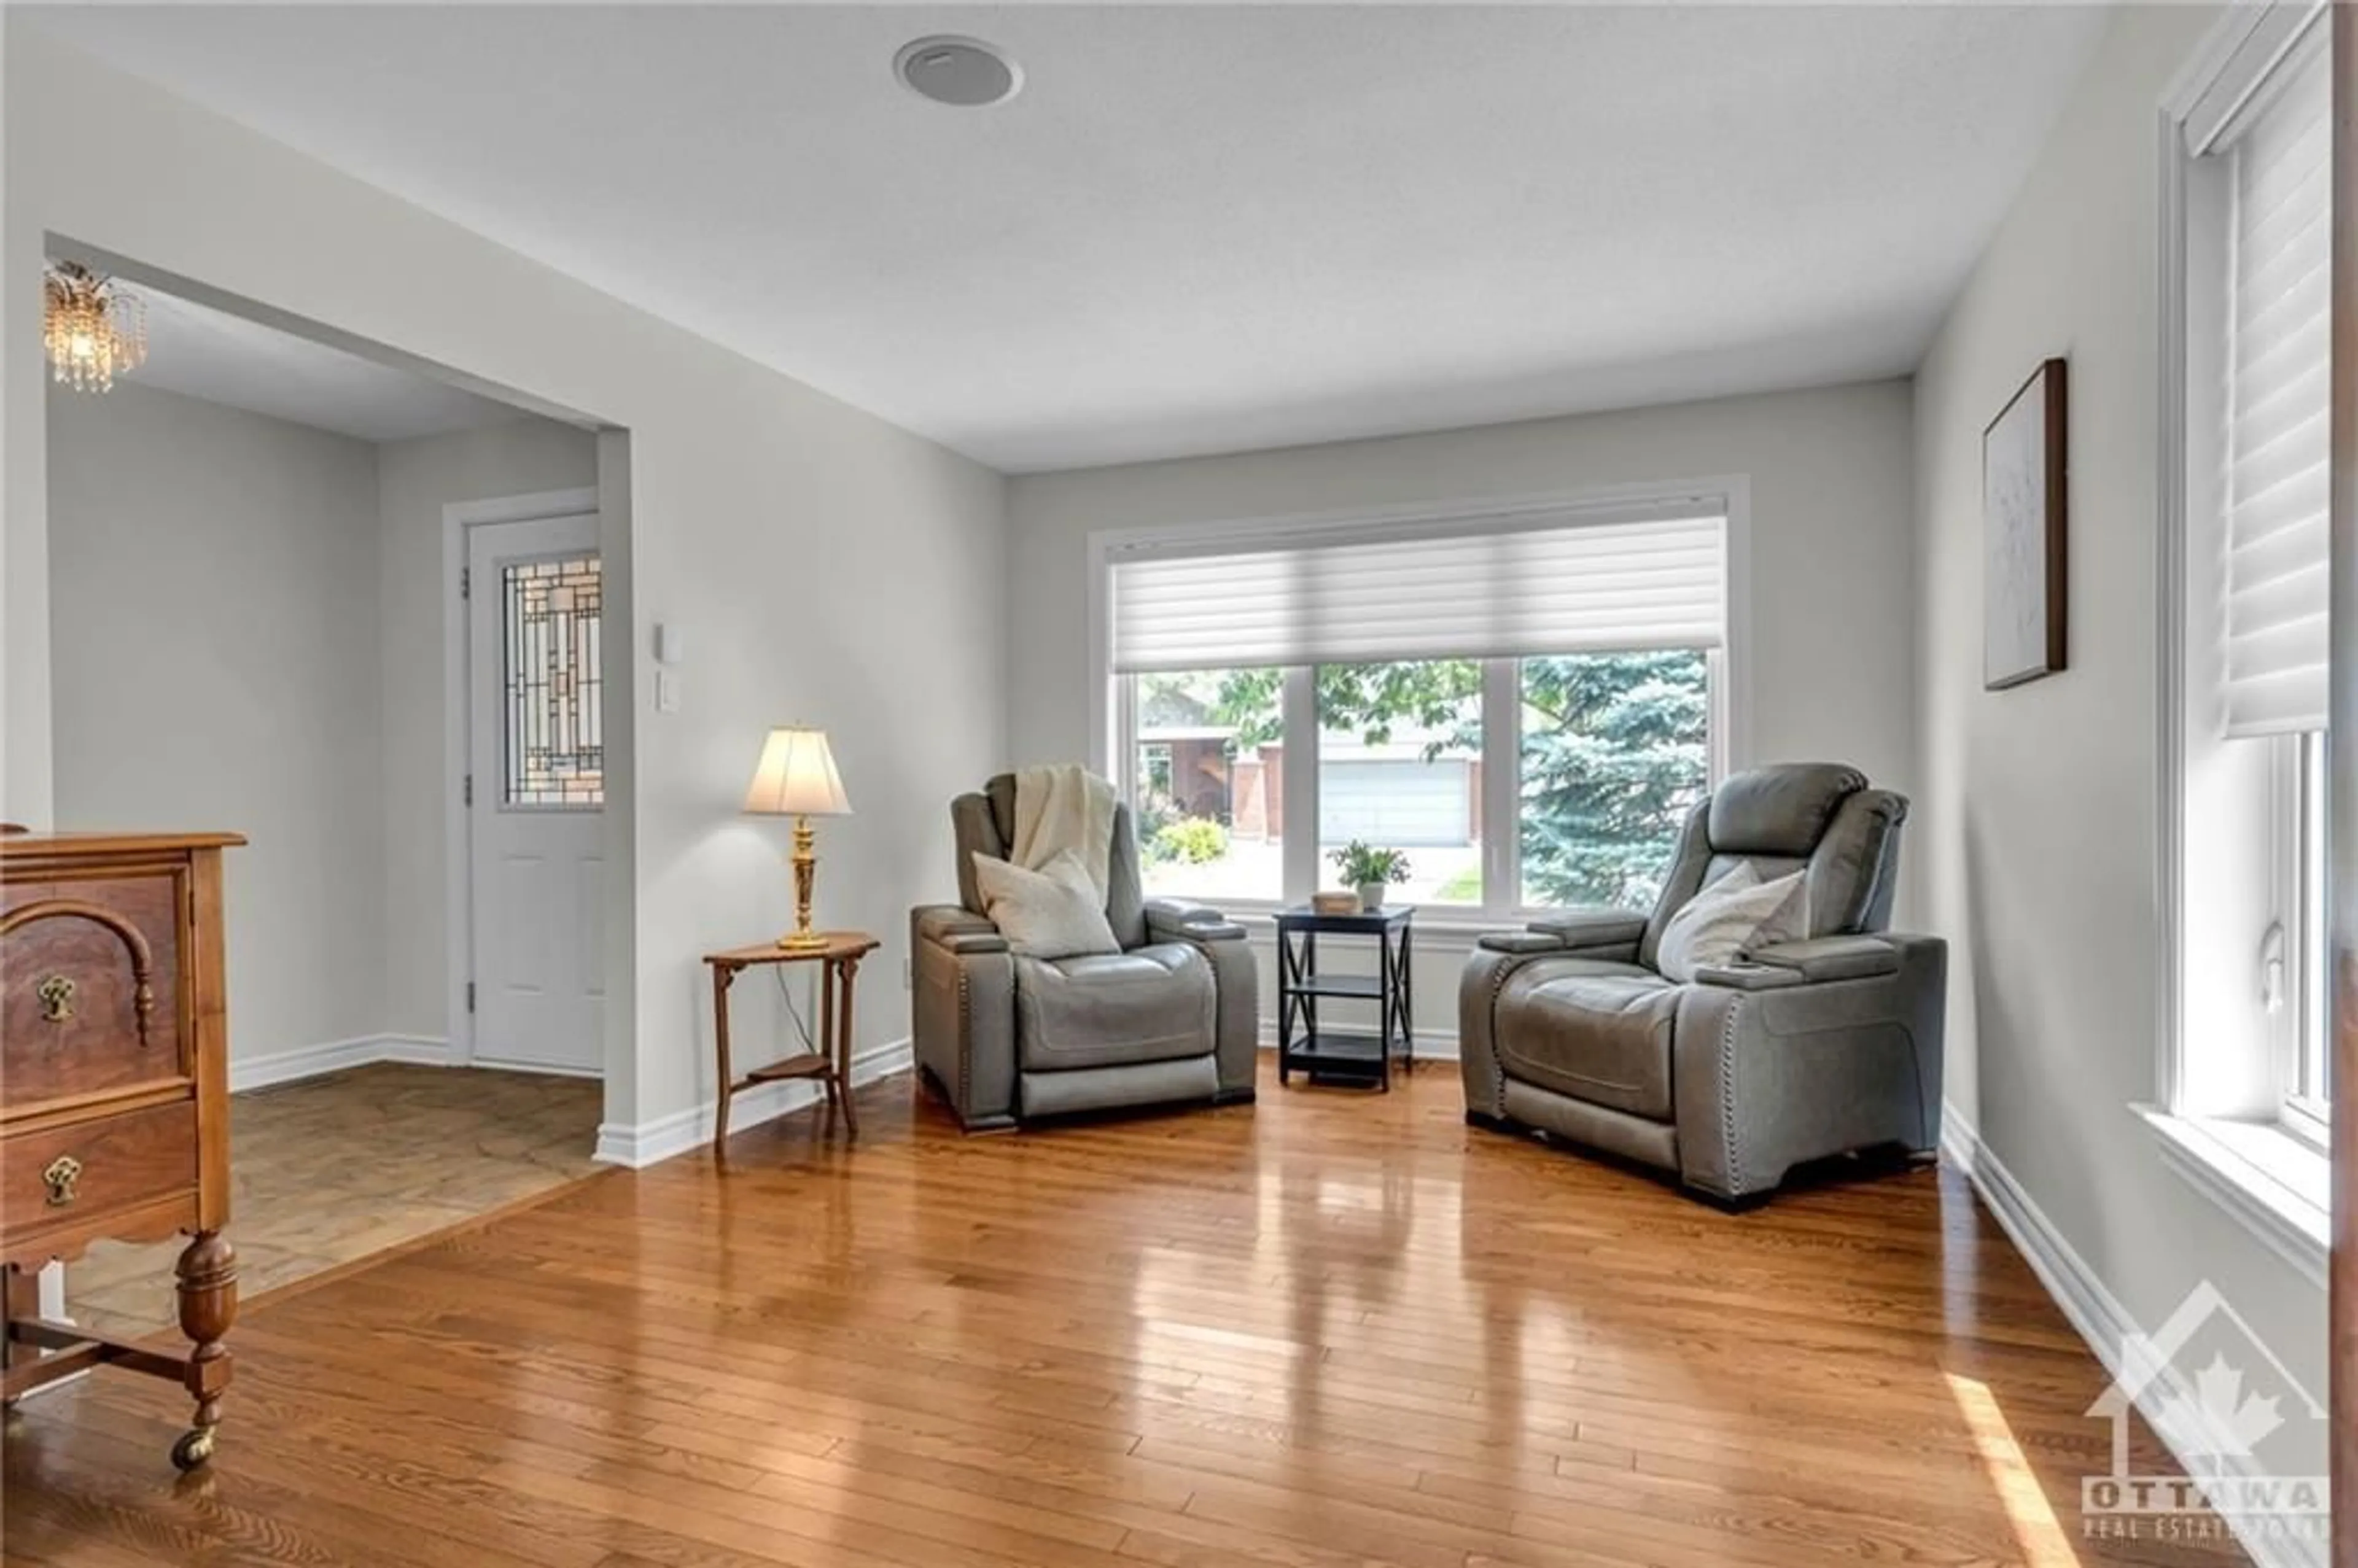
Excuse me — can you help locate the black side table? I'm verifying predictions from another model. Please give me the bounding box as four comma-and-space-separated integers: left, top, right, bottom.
1274, 904, 1414, 1090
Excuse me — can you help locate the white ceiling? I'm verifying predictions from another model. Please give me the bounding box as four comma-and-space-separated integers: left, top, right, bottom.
114, 285, 525, 443
28, 5, 2111, 472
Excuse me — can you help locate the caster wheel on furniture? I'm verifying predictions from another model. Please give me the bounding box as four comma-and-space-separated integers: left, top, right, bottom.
170, 1426, 216, 1472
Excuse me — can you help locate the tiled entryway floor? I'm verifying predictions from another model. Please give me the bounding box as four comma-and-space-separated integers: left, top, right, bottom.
62, 1062, 601, 1339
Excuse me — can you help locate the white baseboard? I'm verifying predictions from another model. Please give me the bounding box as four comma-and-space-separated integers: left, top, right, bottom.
378, 1035, 458, 1068
593, 1038, 914, 1170
229, 1033, 453, 1093
1942, 1101, 2325, 1568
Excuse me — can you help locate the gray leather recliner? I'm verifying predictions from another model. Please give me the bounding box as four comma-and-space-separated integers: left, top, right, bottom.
1460, 763, 1945, 1201
911, 775, 1259, 1130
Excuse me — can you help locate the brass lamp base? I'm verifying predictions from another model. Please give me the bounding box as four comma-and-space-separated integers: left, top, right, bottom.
776, 813, 829, 950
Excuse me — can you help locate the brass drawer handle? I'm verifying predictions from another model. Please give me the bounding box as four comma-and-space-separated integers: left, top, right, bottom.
36, 974, 74, 1022
42, 1154, 82, 1206
4, 902, 158, 1047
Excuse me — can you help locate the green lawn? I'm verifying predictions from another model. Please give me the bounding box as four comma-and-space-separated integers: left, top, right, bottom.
1436, 866, 1482, 902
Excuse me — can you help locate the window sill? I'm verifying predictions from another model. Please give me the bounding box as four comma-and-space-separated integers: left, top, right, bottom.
2134, 1104, 2328, 1286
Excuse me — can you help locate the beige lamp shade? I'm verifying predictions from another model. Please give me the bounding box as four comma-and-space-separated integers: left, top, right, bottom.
743, 727, 852, 817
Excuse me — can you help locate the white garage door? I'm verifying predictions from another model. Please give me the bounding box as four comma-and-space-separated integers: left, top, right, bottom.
1320, 759, 1472, 847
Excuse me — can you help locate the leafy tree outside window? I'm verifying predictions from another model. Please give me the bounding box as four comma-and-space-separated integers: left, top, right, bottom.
1518, 652, 1708, 910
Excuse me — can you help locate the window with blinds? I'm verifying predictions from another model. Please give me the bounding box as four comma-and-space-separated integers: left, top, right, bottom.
2220, 37, 2331, 739
1106, 499, 1731, 919
1108, 510, 1726, 674
2162, 0, 2336, 1137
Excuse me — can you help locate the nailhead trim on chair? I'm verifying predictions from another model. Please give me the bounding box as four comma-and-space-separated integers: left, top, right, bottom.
1717, 996, 1747, 1194
955, 968, 975, 1114
1484, 957, 1527, 1111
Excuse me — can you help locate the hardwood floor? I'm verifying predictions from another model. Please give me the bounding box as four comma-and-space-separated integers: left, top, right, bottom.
61, 1063, 601, 1340
4, 1058, 2243, 1567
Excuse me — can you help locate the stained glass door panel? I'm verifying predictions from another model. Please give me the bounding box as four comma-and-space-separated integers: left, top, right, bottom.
502, 554, 603, 808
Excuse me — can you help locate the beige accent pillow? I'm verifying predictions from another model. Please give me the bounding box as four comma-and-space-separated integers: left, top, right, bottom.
1654, 863, 1808, 984
971, 850, 1121, 960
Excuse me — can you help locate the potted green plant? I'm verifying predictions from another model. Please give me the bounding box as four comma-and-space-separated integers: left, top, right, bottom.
1329, 840, 1409, 912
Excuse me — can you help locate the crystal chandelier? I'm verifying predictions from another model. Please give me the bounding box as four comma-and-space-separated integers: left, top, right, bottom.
43, 263, 146, 393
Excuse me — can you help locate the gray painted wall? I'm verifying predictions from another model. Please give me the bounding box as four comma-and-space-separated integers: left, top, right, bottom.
1912, 0, 2324, 1461
47, 380, 387, 1063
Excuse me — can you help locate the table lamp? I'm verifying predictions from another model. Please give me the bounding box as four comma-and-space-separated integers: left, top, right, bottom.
743, 726, 852, 951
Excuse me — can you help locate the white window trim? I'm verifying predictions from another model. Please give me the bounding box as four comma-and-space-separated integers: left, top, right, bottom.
2149, 0, 2330, 1273
2271, 732, 2332, 1147
2133, 1105, 2329, 1287
1086, 476, 1753, 925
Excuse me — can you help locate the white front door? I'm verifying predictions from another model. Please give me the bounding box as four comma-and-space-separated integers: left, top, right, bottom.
467, 512, 605, 1075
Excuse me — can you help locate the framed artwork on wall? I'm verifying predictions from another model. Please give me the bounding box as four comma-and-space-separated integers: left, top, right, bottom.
1982, 356, 2068, 690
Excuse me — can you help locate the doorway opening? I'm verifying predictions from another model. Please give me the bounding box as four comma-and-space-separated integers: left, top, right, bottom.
34, 250, 629, 1338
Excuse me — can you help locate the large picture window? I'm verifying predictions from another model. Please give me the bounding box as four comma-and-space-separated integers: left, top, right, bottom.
1105, 500, 1731, 919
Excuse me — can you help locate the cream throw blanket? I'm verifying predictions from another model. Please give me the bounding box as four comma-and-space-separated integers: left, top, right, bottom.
1008, 765, 1118, 904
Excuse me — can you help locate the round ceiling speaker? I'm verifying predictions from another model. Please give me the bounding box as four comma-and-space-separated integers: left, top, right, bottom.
894, 36, 1022, 108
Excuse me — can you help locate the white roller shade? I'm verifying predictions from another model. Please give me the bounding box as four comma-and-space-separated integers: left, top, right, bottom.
1110, 512, 1726, 673
2222, 40, 2332, 738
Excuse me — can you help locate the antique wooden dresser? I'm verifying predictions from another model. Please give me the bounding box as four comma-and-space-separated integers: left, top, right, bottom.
1, 831, 242, 1470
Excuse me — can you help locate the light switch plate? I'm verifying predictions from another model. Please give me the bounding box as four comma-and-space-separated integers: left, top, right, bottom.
655, 669, 680, 713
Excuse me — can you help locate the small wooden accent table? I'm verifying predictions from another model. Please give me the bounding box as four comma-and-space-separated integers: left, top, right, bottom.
703, 932, 879, 1154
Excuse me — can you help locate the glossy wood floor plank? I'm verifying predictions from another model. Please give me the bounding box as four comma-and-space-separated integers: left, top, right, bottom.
7, 1058, 2244, 1566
